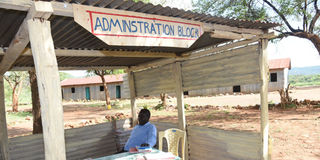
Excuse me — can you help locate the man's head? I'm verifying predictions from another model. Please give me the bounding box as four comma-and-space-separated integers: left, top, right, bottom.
138, 109, 150, 125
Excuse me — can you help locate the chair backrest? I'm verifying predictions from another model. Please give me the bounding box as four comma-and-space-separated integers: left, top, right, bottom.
158, 128, 186, 160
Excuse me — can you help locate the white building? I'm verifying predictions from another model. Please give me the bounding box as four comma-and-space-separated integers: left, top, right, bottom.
61, 74, 130, 101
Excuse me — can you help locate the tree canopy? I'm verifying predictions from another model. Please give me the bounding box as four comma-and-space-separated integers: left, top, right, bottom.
192, 0, 320, 54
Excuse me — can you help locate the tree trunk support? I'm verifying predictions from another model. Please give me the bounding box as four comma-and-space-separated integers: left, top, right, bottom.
128, 70, 137, 126
0, 76, 9, 160
259, 38, 270, 160
29, 70, 43, 134
28, 17, 66, 160
173, 62, 188, 160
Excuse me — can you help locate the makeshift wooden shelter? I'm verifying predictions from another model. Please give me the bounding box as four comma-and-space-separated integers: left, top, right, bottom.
0, 0, 279, 160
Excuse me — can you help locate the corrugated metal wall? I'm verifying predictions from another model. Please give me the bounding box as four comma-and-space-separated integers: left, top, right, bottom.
188, 126, 260, 160
153, 122, 260, 160
133, 44, 261, 97
8, 122, 117, 160
188, 69, 287, 96
182, 44, 260, 91
134, 64, 175, 97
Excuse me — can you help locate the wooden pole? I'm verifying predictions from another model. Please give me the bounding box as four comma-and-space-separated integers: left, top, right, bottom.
173, 62, 186, 130
173, 62, 188, 160
27, 18, 66, 160
128, 70, 137, 126
0, 76, 9, 160
259, 38, 269, 160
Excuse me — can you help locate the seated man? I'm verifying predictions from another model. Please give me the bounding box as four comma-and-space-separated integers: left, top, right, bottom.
124, 109, 157, 151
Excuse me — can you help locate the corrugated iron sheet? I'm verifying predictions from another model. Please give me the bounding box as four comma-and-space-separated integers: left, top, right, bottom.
0, 0, 279, 68
0, 55, 161, 68
269, 58, 291, 70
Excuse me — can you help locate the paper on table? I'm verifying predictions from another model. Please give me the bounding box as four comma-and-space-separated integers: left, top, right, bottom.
136, 152, 176, 160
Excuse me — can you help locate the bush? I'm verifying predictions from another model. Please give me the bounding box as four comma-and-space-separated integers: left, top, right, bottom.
153, 103, 164, 110
184, 104, 191, 110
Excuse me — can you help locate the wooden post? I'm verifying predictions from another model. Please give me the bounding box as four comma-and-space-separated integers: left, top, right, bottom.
128, 70, 137, 126
27, 18, 66, 160
173, 62, 186, 130
173, 62, 188, 160
0, 76, 9, 160
259, 38, 269, 160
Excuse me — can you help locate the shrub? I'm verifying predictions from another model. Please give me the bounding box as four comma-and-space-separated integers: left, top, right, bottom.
154, 103, 164, 110
184, 104, 191, 110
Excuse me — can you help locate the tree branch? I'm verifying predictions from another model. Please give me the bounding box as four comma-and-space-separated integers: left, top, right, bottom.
309, 0, 320, 33
263, 0, 300, 32
4, 76, 14, 89
303, 0, 307, 31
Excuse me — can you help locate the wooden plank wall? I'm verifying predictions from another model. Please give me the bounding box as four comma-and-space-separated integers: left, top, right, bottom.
8, 122, 117, 160
188, 126, 260, 160
182, 44, 260, 91
134, 64, 175, 97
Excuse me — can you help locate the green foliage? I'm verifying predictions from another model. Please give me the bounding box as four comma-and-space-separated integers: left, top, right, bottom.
289, 74, 320, 86
6, 111, 32, 123
154, 103, 164, 110
192, 0, 320, 45
280, 103, 297, 109
193, 0, 268, 21
184, 103, 191, 110
133, 0, 150, 3
4, 71, 30, 106
86, 69, 125, 77
59, 72, 73, 81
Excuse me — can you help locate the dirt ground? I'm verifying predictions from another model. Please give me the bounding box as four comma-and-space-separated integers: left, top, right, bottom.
6, 87, 320, 160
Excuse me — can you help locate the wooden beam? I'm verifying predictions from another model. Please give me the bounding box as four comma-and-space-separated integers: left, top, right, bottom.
0, 1, 53, 75
127, 70, 138, 127
130, 33, 276, 72
204, 23, 264, 35
1, 1, 265, 37
259, 38, 269, 160
0, 0, 31, 11
173, 62, 188, 160
0, 48, 177, 58
51, 1, 73, 17
0, 76, 9, 160
210, 30, 255, 40
10, 66, 128, 71
27, 18, 66, 160
173, 62, 186, 130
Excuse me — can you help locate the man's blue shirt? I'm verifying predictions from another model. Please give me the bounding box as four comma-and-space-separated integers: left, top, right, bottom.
124, 122, 157, 151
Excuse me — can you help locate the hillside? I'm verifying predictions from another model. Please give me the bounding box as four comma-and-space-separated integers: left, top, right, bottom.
289, 66, 320, 75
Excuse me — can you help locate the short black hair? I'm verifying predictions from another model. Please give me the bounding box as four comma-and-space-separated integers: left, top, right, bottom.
139, 109, 150, 120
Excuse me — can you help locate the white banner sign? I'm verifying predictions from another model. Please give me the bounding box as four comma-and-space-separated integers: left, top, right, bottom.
73, 4, 203, 48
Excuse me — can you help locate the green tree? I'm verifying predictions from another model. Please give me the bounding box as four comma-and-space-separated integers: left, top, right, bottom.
86, 69, 124, 109
59, 72, 73, 81
193, 0, 320, 54
4, 71, 28, 112
133, 0, 150, 3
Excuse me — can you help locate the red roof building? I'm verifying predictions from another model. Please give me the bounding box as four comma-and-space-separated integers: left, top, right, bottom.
268, 58, 291, 70
61, 74, 124, 87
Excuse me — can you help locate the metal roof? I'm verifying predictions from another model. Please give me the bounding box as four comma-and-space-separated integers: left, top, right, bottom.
269, 58, 291, 70
0, 0, 279, 69
61, 74, 124, 86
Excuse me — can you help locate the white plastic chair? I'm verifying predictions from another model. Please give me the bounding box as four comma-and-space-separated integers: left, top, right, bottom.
158, 128, 186, 160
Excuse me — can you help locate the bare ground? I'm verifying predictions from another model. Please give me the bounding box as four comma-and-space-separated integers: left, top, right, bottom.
7, 87, 320, 160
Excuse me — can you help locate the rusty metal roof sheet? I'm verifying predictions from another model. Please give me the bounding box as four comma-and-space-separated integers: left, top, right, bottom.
269, 58, 291, 70
0, 0, 279, 68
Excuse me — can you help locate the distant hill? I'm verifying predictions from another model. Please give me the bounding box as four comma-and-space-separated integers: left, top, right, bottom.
289, 66, 320, 75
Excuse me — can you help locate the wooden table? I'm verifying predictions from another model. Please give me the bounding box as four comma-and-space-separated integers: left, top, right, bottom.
93, 149, 180, 160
